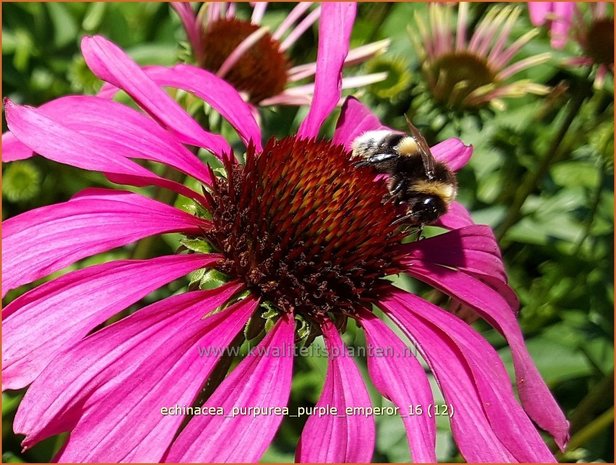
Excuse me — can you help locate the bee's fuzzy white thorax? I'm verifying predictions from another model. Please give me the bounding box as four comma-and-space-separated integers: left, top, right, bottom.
352, 130, 393, 149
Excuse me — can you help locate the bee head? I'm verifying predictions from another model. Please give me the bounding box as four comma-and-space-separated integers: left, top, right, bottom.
405, 194, 448, 225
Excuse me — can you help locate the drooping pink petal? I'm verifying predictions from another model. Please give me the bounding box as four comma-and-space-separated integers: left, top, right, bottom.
226, 2, 236, 18
284, 73, 387, 98
4, 100, 202, 200
434, 200, 475, 230
296, 319, 375, 463
207, 2, 221, 23
455, 2, 469, 51
380, 293, 515, 462
401, 225, 520, 312
171, 2, 203, 63
273, 2, 313, 40
2, 188, 209, 297
251, 1, 268, 24
165, 313, 295, 463
140, 64, 262, 150
16, 285, 253, 462
382, 289, 557, 462
81, 35, 230, 155
19, 95, 211, 185
3, 253, 218, 390
2, 131, 32, 162
550, 2, 575, 49
430, 138, 473, 171
258, 93, 313, 106
342, 38, 391, 67
280, 6, 322, 52
405, 262, 570, 449
298, 2, 356, 138
333, 96, 391, 150
528, 2, 553, 26
289, 39, 390, 82
357, 309, 436, 463
401, 225, 507, 282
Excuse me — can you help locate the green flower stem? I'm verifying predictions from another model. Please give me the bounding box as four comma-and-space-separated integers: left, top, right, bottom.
574, 160, 609, 255
365, 3, 393, 43
561, 407, 614, 454
495, 78, 592, 242
568, 370, 614, 436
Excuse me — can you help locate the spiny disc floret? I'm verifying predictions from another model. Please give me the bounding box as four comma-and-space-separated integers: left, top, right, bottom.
208, 137, 404, 320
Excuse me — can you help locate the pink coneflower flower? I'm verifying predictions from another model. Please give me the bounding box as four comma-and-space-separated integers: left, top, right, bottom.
529, 2, 614, 88
170, 2, 389, 106
3, 5, 568, 463
412, 3, 551, 111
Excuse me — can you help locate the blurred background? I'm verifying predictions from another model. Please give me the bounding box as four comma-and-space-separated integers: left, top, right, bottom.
2, 2, 613, 462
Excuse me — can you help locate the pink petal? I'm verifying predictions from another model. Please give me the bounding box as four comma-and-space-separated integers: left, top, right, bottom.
3, 253, 218, 390
4, 100, 202, 200
382, 289, 557, 462
406, 262, 570, 449
434, 200, 475, 230
280, 6, 322, 52
17, 286, 253, 461
296, 319, 375, 463
333, 96, 391, 151
165, 313, 295, 463
272, 2, 313, 40
298, 2, 357, 138
251, 2, 268, 24
2, 131, 33, 162
430, 138, 473, 171
528, 2, 553, 26
357, 309, 436, 463
30, 95, 211, 184
380, 292, 515, 462
550, 2, 575, 49
379, 291, 515, 463
141, 64, 262, 151
2, 188, 209, 296
401, 225, 507, 282
171, 2, 203, 62
81, 35, 230, 156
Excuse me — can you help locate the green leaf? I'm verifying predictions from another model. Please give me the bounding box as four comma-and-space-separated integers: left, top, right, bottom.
46, 3, 78, 48
499, 337, 593, 385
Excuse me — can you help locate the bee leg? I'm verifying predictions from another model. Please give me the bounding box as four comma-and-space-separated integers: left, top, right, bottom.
416, 223, 425, 240
390, 177, 408, 197
400, 223, 424, 240
392, 212, 417, 225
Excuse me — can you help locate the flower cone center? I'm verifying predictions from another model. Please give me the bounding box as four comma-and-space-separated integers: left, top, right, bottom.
584, 18, 614, 66
428, 51, 496, 109
200, 18, 289, 103
208, 137, 404, 321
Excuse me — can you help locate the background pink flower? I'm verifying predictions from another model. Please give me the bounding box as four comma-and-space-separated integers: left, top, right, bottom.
411, 3, 551, 111
170, 1, 389, 106
528, 2, 614, 87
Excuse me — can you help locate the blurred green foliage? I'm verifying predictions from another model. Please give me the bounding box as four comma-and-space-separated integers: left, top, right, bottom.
2, 2, 614, 463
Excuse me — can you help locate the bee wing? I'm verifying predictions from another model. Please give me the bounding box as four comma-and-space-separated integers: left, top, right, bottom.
404, 116, 436, 180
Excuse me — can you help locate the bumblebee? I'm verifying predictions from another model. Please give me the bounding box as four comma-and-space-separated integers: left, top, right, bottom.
351, 117, 457, 226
